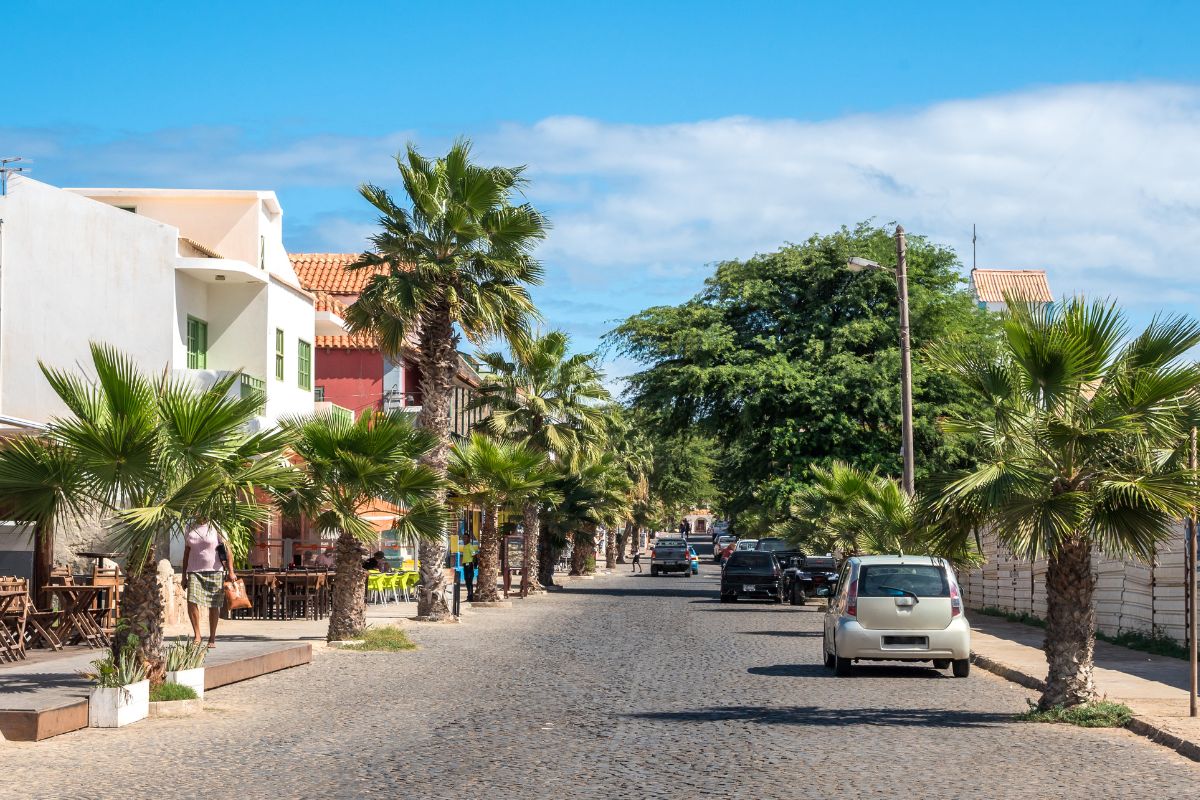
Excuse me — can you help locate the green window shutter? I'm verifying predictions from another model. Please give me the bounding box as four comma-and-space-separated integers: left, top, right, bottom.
275, 328, 285, 381
186, 316, 208, 369
297, 340, 312, 390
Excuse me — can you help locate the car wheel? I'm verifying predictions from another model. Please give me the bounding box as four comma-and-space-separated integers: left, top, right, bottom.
684, 570, 692, 577
650, 566, 658, 576
933, 659, 951, 670
790, 584, 806, 606
952, 658, 971, 678
834, 653, 853, 677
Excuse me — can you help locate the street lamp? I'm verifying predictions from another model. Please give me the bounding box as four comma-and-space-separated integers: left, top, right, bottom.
847, 225, 915, 497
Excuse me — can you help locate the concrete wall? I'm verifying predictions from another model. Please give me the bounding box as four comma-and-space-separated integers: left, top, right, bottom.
265, 277, 316, 422
0, 177, 177, 422
315, 347, 383, 417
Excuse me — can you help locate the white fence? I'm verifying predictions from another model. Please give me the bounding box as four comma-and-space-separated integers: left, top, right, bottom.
958, 522, 1193, 644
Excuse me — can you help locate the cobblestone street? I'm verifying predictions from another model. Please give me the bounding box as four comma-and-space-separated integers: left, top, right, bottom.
4, 560, 1200, 799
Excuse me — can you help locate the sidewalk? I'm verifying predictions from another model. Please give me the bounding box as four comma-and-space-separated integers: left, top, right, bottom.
970, 613, 1200, 760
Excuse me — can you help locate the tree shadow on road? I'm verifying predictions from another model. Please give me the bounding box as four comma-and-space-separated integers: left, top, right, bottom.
625, 704, 1012, 728
555, 585, 713, 599
739, 630, 822, 637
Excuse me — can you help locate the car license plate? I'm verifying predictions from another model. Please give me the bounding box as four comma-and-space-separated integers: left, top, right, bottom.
743, 584, 756, 592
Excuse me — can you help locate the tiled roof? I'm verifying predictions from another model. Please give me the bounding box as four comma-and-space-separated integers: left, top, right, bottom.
290, 253, 386, 294
313, 291, 349, 317
971, 269, 1052, 303
179, 237, 223, 259
315, 333, 378, 350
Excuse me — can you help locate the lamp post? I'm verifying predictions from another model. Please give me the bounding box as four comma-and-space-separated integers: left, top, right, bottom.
848, 225, 915, 496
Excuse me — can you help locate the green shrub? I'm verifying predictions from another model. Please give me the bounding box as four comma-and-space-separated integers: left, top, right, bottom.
977, 606, 1046, 628
1096, 628, 1189, 660
150, 682, 199, 702
78, 633, 146, 688
342, 626, 416, 652
1017, 700, 1133, 728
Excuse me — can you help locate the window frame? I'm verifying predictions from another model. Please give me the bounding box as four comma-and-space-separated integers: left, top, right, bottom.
275, 328, 285, 381
186, 316, 208, 369
297, 339, 312, 391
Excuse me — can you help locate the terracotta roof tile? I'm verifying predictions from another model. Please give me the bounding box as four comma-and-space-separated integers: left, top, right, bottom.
971, 269, 1052, 304
315, 333, 378, 350
290, 253, 386, 295
313, 291, 349, 317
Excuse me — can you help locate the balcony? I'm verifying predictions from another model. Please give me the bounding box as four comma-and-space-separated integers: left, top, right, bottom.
315, 401, 354, 425
174, 369, 268, 428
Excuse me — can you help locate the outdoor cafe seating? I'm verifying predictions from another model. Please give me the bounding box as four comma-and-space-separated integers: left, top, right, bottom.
230, 568, 335, 621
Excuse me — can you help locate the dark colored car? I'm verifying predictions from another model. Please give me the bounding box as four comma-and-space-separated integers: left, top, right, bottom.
720, 551, 783, 603
784, 555, 840, 605
755, 537, 802, 564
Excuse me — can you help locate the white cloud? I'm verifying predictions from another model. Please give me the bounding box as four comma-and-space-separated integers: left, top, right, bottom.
9, 82, 1200, 375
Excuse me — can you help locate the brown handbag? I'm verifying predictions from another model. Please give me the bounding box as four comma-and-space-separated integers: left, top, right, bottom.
223, 576, 252, 610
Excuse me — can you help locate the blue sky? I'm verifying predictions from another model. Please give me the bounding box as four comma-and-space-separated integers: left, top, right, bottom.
8, 1, 1200, 380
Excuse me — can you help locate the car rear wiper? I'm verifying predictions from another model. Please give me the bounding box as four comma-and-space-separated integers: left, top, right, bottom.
881, 586, 920, 603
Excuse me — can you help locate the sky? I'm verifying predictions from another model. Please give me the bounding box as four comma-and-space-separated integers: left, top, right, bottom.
7, 1, 1200, 383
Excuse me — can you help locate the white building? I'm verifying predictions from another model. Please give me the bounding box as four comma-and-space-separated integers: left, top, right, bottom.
0, 176, 315, 576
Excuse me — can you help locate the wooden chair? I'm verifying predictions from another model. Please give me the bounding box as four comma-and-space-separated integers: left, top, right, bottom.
0, 577, 62, 655
90, 565, 123, 634
48, 565, 74, 585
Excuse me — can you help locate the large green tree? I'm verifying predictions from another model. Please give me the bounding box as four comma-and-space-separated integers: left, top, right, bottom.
930, 298, 1200, 709
345, 139, 548, 619
608, 223, 998, 528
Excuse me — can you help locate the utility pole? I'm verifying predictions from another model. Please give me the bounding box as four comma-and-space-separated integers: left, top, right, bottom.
895, 225, 915, 496
1190, 426, 1197, 717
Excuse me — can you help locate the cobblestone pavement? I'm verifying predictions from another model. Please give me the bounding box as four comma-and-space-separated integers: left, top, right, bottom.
4, 561, 1200, 799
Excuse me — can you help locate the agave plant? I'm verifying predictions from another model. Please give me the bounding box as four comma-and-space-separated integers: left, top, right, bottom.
164, 637, 208, 672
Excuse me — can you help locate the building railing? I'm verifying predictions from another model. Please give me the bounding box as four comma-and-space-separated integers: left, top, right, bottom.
315, 400, 354, 424
239, 373, 266, 412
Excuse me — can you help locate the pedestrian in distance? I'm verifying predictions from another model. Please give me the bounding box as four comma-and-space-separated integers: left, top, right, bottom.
631, 546, 643, 573
461, 537, 478, 602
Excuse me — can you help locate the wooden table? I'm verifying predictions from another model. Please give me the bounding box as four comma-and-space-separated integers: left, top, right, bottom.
40, 585, 109, 648
0, 590, 26, 662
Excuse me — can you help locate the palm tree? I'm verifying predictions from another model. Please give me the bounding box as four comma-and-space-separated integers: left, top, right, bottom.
344, 139, 548, 620
931, 298, 1200, 709
447, 434, 554, 603
0, 344, 297, 680
473, 331, 609, 593
279, 411, 447, 640
603, 408, 653, 566
785, 461, 979, 565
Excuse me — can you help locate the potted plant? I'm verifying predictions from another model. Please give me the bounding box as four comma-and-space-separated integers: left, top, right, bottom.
80, 636, 149, 728
164, 638, 208, 699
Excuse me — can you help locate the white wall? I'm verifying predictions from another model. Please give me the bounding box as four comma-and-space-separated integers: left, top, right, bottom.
0, 178, 177, 422
265, 277, 315, 421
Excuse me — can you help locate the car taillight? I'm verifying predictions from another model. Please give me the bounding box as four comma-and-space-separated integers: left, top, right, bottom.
846, 579, 858, 617
650, 549, 656, 558
949, 578, 962, 617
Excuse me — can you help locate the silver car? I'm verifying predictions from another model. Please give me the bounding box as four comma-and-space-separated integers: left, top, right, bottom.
822, 555, 970, 678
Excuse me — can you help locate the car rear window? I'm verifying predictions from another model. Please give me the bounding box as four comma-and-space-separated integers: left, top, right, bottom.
859, 565, 949, 598
756, 539, 790, 552
804, 557, 836, 570
727, 552, 775, 572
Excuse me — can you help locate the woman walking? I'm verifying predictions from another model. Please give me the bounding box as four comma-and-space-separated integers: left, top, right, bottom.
182, 518, 232, 648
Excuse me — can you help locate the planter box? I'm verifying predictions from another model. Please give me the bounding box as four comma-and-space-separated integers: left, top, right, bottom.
89, 680, 149, 728
166, 667, 205, 699
149, 698, 203, 718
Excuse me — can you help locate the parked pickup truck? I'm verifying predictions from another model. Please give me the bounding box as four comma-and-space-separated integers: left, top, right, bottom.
651, 538, 693, 577
784, 555, 840, 605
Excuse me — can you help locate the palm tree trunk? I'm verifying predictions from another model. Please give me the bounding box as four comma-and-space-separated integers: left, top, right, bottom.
475, 506, 501, 602
414, 304, 457, 620
605, 525, 617, 569
520, 501, 542, 596
538, 527, 557, 588
1040, 536, 1097, 708
327, 532, 368, 641
569, 530, 586, 575
616, 521, 630, 564
115, 553, 166, 686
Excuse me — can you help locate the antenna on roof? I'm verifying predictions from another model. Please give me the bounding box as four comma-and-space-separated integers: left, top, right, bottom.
0, 157, 28, 196
971, 224, 977, 272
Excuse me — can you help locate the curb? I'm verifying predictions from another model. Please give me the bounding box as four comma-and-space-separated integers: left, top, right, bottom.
970, 650, 1200, 763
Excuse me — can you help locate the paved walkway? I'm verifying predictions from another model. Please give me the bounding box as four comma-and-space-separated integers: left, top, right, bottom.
970, 614, 1200, 758
3, 566, 1199, 798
